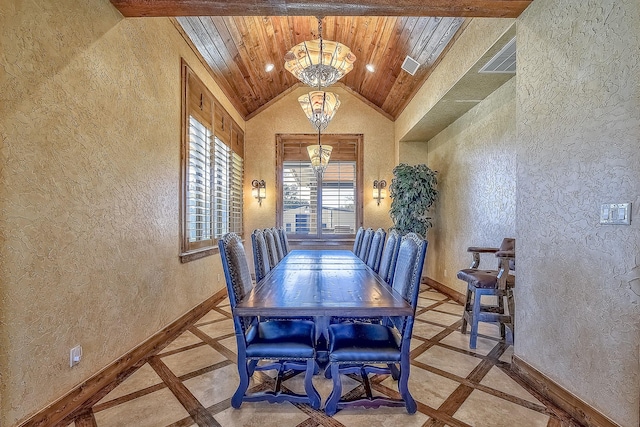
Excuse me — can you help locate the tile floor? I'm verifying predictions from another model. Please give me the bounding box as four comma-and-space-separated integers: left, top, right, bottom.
67, 286, 581, 427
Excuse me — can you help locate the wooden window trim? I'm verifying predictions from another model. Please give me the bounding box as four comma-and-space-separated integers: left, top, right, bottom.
275, 133, 363, 239
180, 59, 244, 262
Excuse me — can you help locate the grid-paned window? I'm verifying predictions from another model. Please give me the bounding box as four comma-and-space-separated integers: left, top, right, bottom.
277, 134, 362, 239
181, 61, 244, 261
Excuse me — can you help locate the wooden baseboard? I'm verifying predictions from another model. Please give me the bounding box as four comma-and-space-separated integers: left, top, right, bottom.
19, 289, 228, 427
423, 277, 466, 304
512, 356, 621, 427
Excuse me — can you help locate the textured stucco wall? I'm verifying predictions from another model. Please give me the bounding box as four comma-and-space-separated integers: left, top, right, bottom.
244, 86, 395, 240
0, 0, 240, 424
425, 78, 516, 294
395, 18, 514, 143
516, 1, 640, 425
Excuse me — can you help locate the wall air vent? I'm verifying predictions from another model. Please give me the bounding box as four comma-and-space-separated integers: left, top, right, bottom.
401, 56, 420, 75
479, 37, 516, 73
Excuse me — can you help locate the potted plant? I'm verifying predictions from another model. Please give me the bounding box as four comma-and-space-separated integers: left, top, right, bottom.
389, 163, 438, 237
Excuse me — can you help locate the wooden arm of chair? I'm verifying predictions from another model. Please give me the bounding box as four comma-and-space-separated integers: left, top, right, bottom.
496, 252, 515, 290
466, 246, 500, 269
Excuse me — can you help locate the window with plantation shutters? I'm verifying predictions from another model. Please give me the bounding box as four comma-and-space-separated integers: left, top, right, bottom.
181, 60, 244, 262
277, 134, 362, 239
212, 136, 244, 238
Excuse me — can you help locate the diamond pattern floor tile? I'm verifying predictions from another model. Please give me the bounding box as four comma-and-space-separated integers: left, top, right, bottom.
68, 284, 578, 427
94, 388, 190, 427
454, 389, 549, 427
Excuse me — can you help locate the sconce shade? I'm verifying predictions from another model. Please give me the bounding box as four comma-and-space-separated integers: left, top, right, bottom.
373, 179, 387, 205
252, 187, 266, 199
298, 91, 340, 132
251, 179, 266, 206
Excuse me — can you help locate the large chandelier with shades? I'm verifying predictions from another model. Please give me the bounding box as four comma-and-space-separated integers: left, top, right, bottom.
284, 17, 356, 89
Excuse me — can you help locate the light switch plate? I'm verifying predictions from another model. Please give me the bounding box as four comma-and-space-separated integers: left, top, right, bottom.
600, 203, 631, 225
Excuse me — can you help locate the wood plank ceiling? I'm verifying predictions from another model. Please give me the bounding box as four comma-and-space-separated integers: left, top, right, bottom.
110, 1, 533, 120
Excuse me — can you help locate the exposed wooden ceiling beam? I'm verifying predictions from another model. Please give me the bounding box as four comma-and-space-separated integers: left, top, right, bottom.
110, 0, 533, 18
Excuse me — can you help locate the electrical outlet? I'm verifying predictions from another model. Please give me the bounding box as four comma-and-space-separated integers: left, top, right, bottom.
217, 273, 221, 283
444, 269, 448, 277
70, 345, 82, 367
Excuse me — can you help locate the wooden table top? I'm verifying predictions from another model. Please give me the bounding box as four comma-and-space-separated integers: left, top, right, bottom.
235, 250, 412, 317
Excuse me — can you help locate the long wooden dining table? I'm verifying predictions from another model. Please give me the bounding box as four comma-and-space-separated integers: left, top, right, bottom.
235, 249, 413, 342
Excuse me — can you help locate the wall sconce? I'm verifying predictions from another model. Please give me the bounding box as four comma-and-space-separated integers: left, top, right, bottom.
252, 179, 266, 206
373, 179, 387, 206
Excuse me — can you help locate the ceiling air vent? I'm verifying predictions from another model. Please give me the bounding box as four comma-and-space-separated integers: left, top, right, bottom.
401, 56, 420, 75
479, 37, 516, 73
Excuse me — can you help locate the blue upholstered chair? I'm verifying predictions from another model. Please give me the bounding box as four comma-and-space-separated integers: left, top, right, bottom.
263, 228, 280, 268
251, 229, 271, 283
352, 226, 364, 254
270, 227, 285, 261
365, 228, 386, 272
457, 238, 515, 349
277, 226, 290, 255
324, 233, 428, 415
356, 227, 374, 261
218, 233, 321, 410
378, 230, 400, 286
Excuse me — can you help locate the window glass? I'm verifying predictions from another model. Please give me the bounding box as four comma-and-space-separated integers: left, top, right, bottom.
278, 135, 361, 239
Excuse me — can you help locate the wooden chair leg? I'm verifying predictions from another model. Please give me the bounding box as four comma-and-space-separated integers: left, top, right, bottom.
247, 359, 258, 376
398, 355, 417, 414
461, 288, 473, 334
305, 359, 321, 409
498, 293, 506, 339
325, 363, 342, 416
232, 354, 250, 408
507, 289, 515, 344
469, 288, 482, 349
388, 363, 400, 380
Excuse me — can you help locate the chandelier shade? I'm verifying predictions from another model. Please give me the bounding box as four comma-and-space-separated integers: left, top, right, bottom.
307, 143, 333, 178
298, 91, 340, 132
284, 18, 356, 88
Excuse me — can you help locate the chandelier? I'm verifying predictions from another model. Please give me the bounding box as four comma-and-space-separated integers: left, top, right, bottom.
284, 17, 356, 88
307, 128, 333, 178
298, 91, 341, 132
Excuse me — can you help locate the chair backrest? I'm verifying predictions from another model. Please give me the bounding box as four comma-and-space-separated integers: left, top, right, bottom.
219, 232, 257, 344
263, 228, 279, 268
251, 229, 271, 282
352, 226, 365, 254
219, 233, 254, 310
366, 228, 386, 272
390, 233, 428, 340
278, 227, 290, 255
270, 227, 285, 261
378, 230, 400, 285
357, 228, 374, 261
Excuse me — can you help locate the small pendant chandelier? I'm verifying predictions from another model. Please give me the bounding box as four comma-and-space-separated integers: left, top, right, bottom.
307, 128, 333, 179
298, 91, 341, 132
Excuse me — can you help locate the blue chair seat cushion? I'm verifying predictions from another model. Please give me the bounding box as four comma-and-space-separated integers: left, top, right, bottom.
328, 323, 402, 362
457, 269, 515, 289
245, 320, 315, 359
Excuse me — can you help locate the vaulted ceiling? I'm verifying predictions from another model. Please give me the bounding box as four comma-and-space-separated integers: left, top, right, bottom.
110, 1, 532, 120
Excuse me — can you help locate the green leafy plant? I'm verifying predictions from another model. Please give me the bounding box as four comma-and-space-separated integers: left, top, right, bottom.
389, 163, 438, 237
